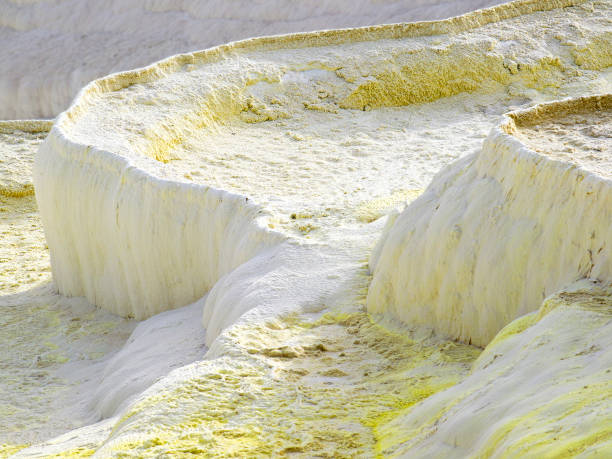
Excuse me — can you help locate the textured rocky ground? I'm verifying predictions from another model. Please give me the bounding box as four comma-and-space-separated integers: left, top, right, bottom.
1, 0, 611, 457
0, 122, 51, 294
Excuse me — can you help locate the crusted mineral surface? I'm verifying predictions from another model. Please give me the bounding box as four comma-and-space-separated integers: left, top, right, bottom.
1, 0, 611, 457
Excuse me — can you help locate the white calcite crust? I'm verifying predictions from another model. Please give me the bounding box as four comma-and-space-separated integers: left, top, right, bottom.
0, 0, 509, 119
368, 94, 612, 346
4, 0, 610, 456
34, 0, 611, 322
379, 280, 612, 457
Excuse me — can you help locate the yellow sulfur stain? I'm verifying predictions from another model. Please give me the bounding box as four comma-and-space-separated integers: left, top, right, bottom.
0, 444, 28, 459
476, 380, 612, 458
101, 311, 480, 457
376, 282, 612, 457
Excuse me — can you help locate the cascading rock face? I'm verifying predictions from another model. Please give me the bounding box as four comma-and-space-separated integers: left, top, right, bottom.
34, 133, 284, 319
367, 94, 612, 347
9, 0, 612, 457
33, 0, 611, 322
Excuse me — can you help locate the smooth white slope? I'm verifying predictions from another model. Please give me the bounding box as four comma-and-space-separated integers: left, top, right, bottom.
91, 301, 207, 419
379, 280, 612, 457
0, 0, 508, 119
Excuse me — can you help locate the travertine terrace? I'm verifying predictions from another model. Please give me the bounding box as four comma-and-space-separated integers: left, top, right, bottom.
0, 0, 508, 119
1, 0, 611, 457
36, 0, 611, 320
368, 94, 612, 346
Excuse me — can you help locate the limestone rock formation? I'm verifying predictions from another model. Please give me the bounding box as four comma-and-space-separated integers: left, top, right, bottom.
0, 0, 508, 119
1, 0, 611, 457
368, 95, 612, 346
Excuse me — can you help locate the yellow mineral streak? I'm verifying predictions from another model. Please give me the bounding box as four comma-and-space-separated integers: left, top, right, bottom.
0, 122, 51, 294
94, 310, 479, 458
377, 281, 612, 457
4, 0, 612, 456
0, 121, 51, 198
0, 444, 27, 459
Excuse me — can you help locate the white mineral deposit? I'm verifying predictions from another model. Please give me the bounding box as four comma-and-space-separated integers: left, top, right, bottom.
1, 0, 610, 457
0, 0, 509, 119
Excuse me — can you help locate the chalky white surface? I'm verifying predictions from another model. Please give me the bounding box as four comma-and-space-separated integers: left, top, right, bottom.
2, 0, 612, 456
0, 0, 508, 119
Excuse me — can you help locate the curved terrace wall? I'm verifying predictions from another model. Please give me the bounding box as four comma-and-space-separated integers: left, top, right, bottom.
368, 94, 612, 347
34, 0, 601, 321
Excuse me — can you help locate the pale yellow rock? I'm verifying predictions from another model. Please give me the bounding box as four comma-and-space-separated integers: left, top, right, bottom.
35, 0, 612, 321
378, 280, 612, 458
0, 121, 51, 294
0, 120, 51, 198
368, 94, 612, 347
3, 1, 612, 457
